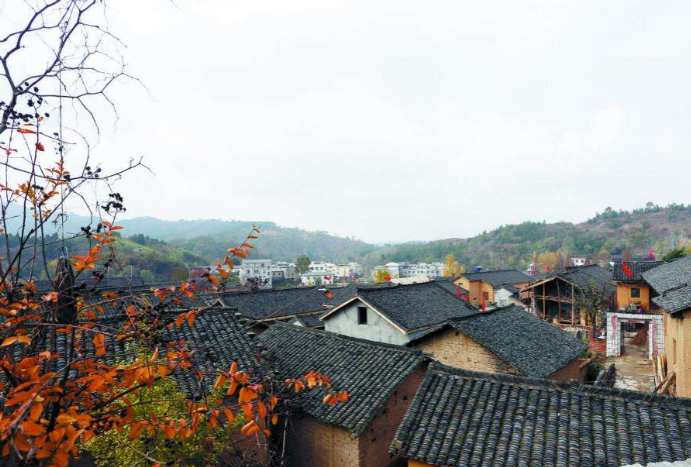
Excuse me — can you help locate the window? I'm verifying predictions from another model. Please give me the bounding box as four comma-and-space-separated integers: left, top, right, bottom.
357, 306, 368, 325
631, 287, 641, 298
483, 292, 490, 300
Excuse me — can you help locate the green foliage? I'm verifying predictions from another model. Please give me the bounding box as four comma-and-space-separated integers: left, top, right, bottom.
87, 379, 243, 467
295, 255, 311, 274
663, 247, 690, 262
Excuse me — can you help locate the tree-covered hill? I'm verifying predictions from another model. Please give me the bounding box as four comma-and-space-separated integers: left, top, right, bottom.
362, 203, 691, 270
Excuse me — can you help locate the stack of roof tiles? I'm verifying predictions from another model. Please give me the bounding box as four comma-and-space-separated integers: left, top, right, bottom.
447, 305, 587, 378
391, 364, 691, 467
351, 281, 478, 332
258, 323, 428, 435
643, 256, 691, 315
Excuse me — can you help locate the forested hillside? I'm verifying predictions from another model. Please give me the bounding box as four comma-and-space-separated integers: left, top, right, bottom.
362, 203, 691, 270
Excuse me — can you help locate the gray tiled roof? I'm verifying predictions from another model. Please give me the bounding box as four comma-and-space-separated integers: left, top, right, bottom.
12, 308, 261, 398
391, 364, 691, 467
613, 261, 664, 282
643, 256, 691, 314
258, 323, 428, 435
433, 279, 469, 296
356, 282, 478, 332
290, 313, 324, 328
218, 285, 355, 321
449, 306, 587, 378
460, 269, 531, 287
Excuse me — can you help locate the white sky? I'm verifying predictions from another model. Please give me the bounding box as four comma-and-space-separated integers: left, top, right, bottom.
11, 0, 691, 243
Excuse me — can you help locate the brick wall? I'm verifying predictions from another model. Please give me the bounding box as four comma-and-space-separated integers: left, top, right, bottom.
286, 415, 359, 467
414, 329, 519, 375
359, 367, 427, 467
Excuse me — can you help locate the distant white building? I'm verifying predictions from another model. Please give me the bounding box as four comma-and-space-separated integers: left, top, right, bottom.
300, 271, 335, 286
239, 259, 273, 288
271, 262, 298, 284
308, 262, 337, 275
571, 257, 588, 267
371, 262, 444, 280
334, 262, 363, 280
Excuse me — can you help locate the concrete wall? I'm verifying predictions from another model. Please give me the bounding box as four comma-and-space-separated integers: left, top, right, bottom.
414, 328, 519, 375
323, 299, 411, 346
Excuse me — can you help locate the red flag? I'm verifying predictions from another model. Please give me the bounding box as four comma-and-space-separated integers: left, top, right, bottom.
545, 265, 551, 272
456, 284, 461, 299
649, 250, 655, 260
622, 264, 633, 279
323, 275, 331, 281
481, 294, 487, 311
384, 274, 391, 282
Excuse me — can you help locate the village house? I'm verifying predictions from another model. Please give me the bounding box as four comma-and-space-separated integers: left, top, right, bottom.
410, 305, 588, 381
612, 261, 662, 311
216, 284, 355, 328
521, 264, 614, 325
641, 255, 691, 397
390, 363, 691, 467
258, 324, 429, 467
319, 281, 477, 346
452, 269, 531, 309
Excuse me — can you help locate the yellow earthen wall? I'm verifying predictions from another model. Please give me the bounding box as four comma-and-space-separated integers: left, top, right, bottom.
665, 311, 691, 398
414, 329, 519, 375
616, 283, 650, 311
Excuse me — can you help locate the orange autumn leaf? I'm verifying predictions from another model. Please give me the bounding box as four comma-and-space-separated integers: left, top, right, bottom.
1, 335, 31, 347
92, 333, 106, 357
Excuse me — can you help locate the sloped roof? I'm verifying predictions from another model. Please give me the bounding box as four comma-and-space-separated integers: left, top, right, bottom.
350, 281, 478, 332
391, 364, 691, 467
525, 265, 615, 296
257, 323, 428, 435
459, 269, 531, 287
10, 308, 261, 398
218, 284, 356, 321
642, 256, 691, 315
448, 306, 587, 378
433, 279, 469, 296
643, 256, 691, 293
613, 261, 664, 282
652, 284, 691, 315
289, 313, 324, 328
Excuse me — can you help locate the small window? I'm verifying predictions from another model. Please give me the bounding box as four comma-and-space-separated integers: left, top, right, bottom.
357, 307, 368, 325
631, 288, 641, 298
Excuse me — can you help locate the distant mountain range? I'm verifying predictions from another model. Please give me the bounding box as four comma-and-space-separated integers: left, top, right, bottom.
11, 203, 691, 281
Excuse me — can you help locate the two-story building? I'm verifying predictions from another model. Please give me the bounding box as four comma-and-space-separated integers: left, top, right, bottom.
612, 261, 662, 311
641, 256, 691, 397
453, 269, 531, 309
320, 281, 477, 346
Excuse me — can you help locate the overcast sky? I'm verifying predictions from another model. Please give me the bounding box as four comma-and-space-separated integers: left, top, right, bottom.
38, 0, 691, 243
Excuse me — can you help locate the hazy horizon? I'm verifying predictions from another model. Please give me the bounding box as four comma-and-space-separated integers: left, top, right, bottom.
7, 0, 691, 243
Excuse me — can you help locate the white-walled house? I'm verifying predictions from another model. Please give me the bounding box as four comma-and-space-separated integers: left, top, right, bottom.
239, 259, 273, 288
320, 281, 477, 345
300, 272, 335, 286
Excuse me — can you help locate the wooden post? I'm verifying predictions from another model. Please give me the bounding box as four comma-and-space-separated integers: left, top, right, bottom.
542, 283, 546, 320
571, 284, 575, 325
